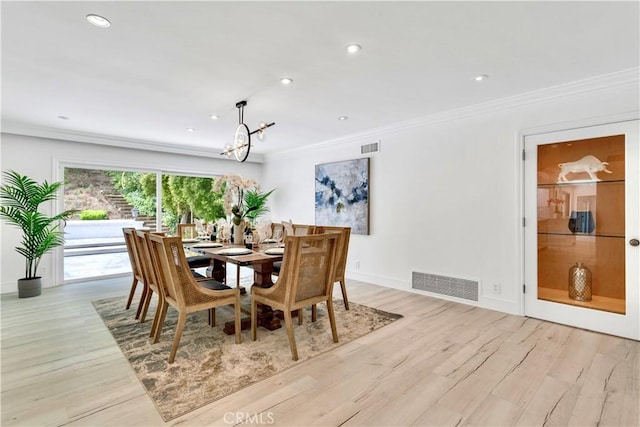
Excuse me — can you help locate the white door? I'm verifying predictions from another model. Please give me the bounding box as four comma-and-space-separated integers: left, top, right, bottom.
524, 120, 639, 340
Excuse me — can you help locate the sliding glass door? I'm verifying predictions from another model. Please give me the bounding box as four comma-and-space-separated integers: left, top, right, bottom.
63, 167, 158, 282
62, 168, 224, 283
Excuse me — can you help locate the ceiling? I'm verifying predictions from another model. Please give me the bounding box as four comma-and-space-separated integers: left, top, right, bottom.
2, 1, 639, 160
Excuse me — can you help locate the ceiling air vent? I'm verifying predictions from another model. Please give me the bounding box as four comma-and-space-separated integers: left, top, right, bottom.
361, 141, 380, 154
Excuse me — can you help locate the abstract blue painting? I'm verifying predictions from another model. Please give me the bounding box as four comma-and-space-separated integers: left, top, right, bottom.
315, 158, 369, 235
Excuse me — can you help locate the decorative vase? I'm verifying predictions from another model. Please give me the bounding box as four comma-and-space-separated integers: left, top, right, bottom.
233, 219, 245, 246
18, 277, 42, 298
568, 210, 595, 234
568, 262, 592, 302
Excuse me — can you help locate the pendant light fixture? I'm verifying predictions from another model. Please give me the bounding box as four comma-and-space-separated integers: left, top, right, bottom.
221, 100, 275, 162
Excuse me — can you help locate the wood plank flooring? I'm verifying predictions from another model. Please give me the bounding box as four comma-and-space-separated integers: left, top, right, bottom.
1, 276, 638, 426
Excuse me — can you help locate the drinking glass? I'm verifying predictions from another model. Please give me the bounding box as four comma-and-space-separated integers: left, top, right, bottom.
221, 225, 231, 243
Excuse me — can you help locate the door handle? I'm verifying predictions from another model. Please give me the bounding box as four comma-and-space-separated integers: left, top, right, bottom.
631, 239, 640, 247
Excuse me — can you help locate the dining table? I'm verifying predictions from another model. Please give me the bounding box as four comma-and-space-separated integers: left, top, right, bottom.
184, 241, 285, 334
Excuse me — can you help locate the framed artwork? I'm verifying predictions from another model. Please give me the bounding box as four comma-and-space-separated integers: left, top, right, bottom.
315, 158, 369, 235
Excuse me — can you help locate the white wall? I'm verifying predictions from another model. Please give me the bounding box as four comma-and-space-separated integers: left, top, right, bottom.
0, 134, 263, 293
263, 70, 639, 315
2, 71, 638, 315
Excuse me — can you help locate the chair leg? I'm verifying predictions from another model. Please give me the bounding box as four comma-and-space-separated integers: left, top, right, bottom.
311, 304, 317, 322
326, 298, 339, 343
140, 287, 154, 323
234, 291, 242, 344
208, 308, 216, 327
340, 280, 350, 310
149, 297, 165, 338
135, 282, 148, 320
152, 303, 169, 344
125, 277, 137, 309
251, 298, 258, 341
168, 311, 187, 364
297, 308, 303, 325
283, 309, 298, 361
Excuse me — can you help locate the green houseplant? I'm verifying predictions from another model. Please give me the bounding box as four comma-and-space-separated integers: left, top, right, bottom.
0, 170, 77, 297
243, 188, 276, 226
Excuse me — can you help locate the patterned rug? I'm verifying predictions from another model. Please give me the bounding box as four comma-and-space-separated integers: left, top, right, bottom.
92, 295, 402, 421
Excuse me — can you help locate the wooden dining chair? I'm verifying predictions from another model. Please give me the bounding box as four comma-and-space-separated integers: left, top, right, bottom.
135, 229, 166, 325
177, 222, 197, 239
292, 223, 316, 236
177, 222, 211, 271
316, 225, 351, 310
271, 223, 316, 277
251, 233, 339, 361
123, 227, 147, 319
280, 221, 315, 237
269, 223, 285, 276
147, 234, 242, 363
127, 228, 174, 326
141, 231, 230, 342
271, 222, 284, 240
281, 220, 294, 238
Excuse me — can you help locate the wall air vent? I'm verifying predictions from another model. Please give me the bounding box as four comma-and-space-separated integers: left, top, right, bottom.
361, 141, 380, 154
412, 271, 479, 301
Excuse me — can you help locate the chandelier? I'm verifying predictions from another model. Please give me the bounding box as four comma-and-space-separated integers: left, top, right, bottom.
221, 100, 275, 162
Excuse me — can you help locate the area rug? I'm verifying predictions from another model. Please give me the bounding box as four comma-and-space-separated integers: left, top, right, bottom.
92, 295, 402, 421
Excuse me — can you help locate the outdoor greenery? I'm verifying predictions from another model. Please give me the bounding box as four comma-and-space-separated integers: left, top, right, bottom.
107, 172, 226, 232
104, 171, 274, 232
0, 170, 77, 279
79, 209, 108, 220
108, 171, 157, 218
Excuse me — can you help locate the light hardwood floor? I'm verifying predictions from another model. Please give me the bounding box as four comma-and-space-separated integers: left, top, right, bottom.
1, 276, 638, 426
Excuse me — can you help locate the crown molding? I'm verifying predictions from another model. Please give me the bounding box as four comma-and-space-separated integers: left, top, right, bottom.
0, 122, 265, 163
266, 67, 640, 162
3, 67, 637, 165
520, 110, 639, 138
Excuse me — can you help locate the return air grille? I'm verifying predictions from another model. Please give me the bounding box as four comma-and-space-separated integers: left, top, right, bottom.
412, 271, 479, 301
361, 141, 380, 154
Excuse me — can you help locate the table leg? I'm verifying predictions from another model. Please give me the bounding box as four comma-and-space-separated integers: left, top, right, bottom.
223, 304, 281, 334
206, 259, 226, 282
252, 262, 275, 288
251, 261, 281, 329
223, 261, 281, 334
236, 264, 247, 295
207, 259, 245, 294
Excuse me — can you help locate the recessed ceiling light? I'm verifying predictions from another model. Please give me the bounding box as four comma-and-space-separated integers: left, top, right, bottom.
210, 114, 219, 120
86, 14, 111, 28
57, 115, 70, 120
474, 74, 489, 81
186, 128, 195, 133
280, 77, 293, 85
338, 116, 349, 121
346, 44, 362, 54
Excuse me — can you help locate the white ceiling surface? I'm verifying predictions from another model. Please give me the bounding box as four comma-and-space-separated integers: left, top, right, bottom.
2, 1, 639, 158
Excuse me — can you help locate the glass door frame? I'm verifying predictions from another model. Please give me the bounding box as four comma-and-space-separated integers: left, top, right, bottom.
55, 160, 220, 285
522, 120, 639, 340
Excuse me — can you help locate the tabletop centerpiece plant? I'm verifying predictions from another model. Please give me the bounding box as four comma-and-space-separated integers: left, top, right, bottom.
213, 174, 275, 244
0, 170, 77, 297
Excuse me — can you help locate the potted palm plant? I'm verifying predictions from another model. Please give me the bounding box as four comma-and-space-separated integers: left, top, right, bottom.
0, 170, 77, 297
